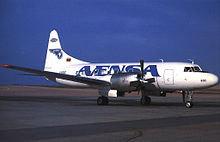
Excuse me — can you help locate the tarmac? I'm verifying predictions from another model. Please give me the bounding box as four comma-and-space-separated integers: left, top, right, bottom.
0, 85, 220, 142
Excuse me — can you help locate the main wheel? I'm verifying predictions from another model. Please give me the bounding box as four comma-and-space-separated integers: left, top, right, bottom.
185, 101, 193, 108
140, 96, 151, 105
97, 96, 109, 105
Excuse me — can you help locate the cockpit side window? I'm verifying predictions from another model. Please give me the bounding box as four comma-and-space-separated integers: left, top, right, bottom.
184, 67, 193, 72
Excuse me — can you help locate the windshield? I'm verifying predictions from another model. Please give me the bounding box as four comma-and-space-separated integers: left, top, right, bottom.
184, 66, 202, 72
193, 66, 201, 72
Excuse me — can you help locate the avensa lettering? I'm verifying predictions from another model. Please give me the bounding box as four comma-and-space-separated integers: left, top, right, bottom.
77, 65, 160, 77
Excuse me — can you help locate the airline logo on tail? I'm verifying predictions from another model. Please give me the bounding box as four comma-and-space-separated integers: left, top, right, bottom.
50, 38, 58, 42
49, 49, 63, 59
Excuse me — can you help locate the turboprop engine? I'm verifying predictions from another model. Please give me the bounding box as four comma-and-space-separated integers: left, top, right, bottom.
110, 72, 138, 92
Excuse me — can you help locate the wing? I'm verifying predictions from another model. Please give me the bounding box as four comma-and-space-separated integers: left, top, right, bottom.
1, 65, 110, 86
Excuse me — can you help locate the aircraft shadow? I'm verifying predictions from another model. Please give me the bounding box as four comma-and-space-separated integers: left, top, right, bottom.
1, 96, 220, 108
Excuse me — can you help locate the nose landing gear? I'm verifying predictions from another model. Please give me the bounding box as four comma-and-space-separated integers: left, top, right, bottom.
182, 91, 193, 108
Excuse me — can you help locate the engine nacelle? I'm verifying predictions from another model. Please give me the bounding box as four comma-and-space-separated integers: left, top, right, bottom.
110, 73, 138, 92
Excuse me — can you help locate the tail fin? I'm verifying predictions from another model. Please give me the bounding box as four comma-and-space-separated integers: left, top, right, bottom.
44, 30, 89, 72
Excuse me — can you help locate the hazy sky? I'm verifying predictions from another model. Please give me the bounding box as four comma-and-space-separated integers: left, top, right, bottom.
0, 0, 219, 85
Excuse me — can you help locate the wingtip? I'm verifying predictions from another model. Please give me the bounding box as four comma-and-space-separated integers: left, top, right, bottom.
0, 64, 10, 68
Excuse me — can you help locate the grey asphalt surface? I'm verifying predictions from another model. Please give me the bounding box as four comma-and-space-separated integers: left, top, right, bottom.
0, 86, 220, 142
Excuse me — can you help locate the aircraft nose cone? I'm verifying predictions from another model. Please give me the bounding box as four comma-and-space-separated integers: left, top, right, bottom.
207, 73, 219, 87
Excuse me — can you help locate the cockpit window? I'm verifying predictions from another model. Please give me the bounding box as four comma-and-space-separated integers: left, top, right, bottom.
184, 66, 202, 72
193, 66, 201, 72
184, 67, 193, 72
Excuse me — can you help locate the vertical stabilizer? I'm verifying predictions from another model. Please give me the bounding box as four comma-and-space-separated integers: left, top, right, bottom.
44, 30, 89, 72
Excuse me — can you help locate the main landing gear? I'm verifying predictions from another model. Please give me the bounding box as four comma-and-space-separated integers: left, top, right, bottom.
140, 96, 151, 105
97, 96, 109, 105
182, 91, 193, 108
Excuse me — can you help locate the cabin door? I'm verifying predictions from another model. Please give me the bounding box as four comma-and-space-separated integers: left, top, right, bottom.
164, 69, 174, 85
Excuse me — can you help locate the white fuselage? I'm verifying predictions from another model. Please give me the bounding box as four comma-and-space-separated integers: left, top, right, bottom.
54, 62, 219, 92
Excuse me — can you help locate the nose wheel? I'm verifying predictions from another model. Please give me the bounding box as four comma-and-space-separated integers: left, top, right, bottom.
182, 91, 193, 108
185, 101, 193, 108
97, 96, 109, 105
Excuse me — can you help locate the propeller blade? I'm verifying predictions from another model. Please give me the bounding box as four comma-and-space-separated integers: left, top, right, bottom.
140, 60, 144, 79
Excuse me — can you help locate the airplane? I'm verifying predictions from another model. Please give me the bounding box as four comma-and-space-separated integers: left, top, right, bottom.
1, 30, 219, 108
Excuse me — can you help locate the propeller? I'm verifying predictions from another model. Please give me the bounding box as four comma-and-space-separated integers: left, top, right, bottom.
138, 60, 145, 95
140, 60, 144, 79
130, 59, 155, 95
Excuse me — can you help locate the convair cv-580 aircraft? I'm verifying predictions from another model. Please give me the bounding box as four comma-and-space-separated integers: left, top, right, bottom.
1, 30, 219, 108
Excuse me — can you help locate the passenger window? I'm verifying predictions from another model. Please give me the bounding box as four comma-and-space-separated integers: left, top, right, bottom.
94, 69, 98, 75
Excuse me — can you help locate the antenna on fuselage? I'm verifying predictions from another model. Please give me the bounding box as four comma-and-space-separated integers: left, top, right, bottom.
159, 59, 164, 63
187, 59, 194, 64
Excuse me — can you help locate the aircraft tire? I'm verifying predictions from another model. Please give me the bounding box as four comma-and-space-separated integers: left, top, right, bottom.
140, 96, 151, 105
97, 96, 108, 105
185, 101, 193, 108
